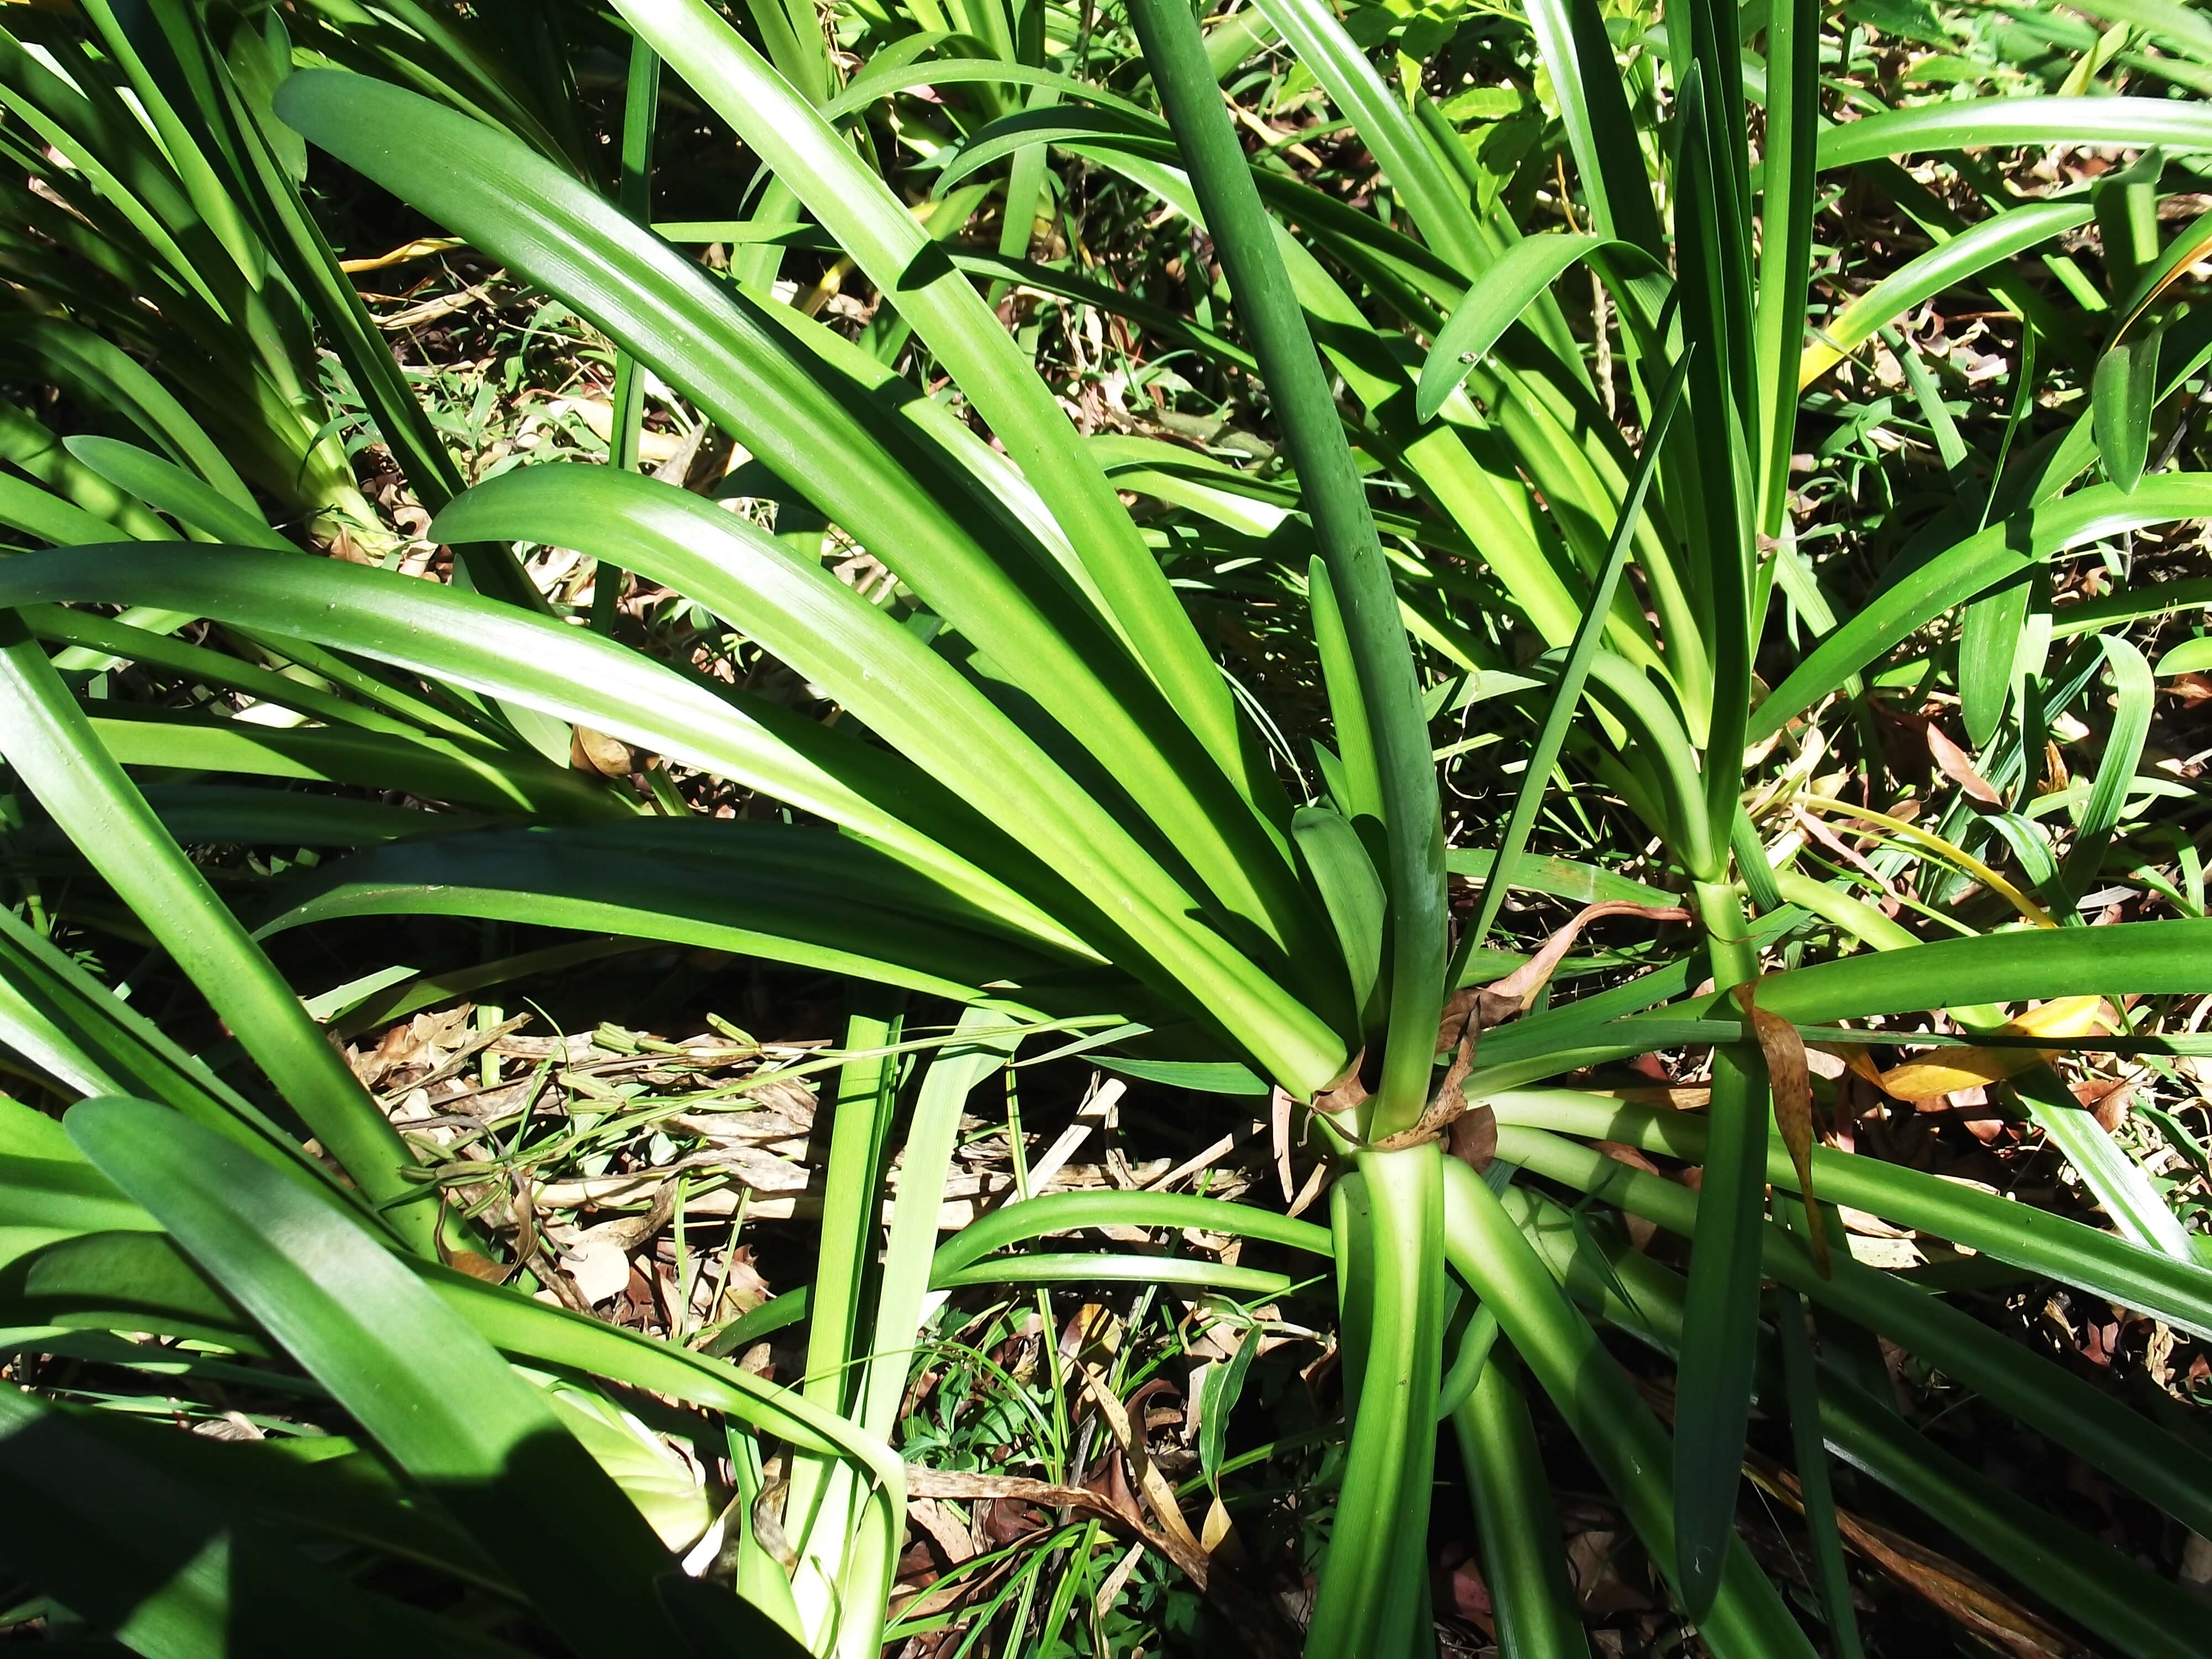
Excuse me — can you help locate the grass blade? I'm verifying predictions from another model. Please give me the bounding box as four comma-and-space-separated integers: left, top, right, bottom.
1525, 0, 1662, 254
1754, 478, 2212, 739
1493, 1093, 2212, 1334
0, 615, 427, 1246
1754, 0, 1818, 534
1774, 1286, 1865, 1659
1504, 1171, 2212, 1656
1418, 233, 1661, 421
1441, 1160, 1815, 1655
857, 1009, 1019, 1442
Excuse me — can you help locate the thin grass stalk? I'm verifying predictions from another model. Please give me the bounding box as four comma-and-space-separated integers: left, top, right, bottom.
1454, 356, 1688, 974
1752, 0, 1819, 536
593, 33, 662, 635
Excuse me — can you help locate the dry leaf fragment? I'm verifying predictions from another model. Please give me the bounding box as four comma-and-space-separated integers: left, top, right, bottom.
1094, 1540, 1149, 1621
1078, 1365, 1209, 1587
561, 1237, 634, 1305
905, 1497, 975, 1566
439, 1248, 513, 1284
1927, 723, 2004, 805
570, 725, 638, 777
903, 1463, 1206, 1587
1446, 1104, 1498, 1172
1271, 1085, 1296, 1202
1733, 980, 1829, 1276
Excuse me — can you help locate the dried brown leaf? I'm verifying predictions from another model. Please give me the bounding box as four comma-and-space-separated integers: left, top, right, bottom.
1927, 724, 2004, 805
903, 1463, 1206, 1587
1733, 981, 1829, 1276
571, 726, 637, 778
1077, 1365, 1209, 1588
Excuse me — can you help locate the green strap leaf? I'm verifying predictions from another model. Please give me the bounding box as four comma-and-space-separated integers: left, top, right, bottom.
1129, 0, 1442, 1131
2068, 633, 2157, 896
1754, 477, 2212, 739
1417, 234, 1658, 421
1524, 0, 1662, 255
1672, 1041, 1768, 1616
1292, 806, 1387, 1018
1503, 1171, 2212, 1657
607, 0, 1248, 785
275, 69, 1323, 975
260, 822, 1111, 1009
0, 906, 269, 1155
2008, 1061, 2193, 1259
1492, 1091, 2212, 1334
1819, 96, 2212, 171
62, 434, 293, 549
1686, 916, 2212, 1023
65, 1097, 785, 1658
1449, 1351, 1591, 1659
1754, 0, 1819, 534
2092, 329, 2164, 493
1248, 0, 1488, 274
0, 615, 425, 1243
0, 542, 1094, 967
1799, 201, 2094, 388
434, 467, 1345, 1084
0, 314, 252, 507
1441, 1160, 1815, 1656
0, 1387, 526, 1659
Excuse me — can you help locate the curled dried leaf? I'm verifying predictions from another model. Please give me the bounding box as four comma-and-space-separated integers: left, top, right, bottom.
570, 724, 637, 777
1440, 901, 1693, 1053
1073, 1366, 1209, 1588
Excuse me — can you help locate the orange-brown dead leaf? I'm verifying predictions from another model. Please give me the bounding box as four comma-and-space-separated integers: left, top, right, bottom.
1734, 980, 1829, 1276
1747, 1452, 2075, 1657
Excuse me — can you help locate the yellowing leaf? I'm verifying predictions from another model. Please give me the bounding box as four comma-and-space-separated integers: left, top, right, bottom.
2007, 995, 2114, 1040
1872, 998, 2115, 1101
